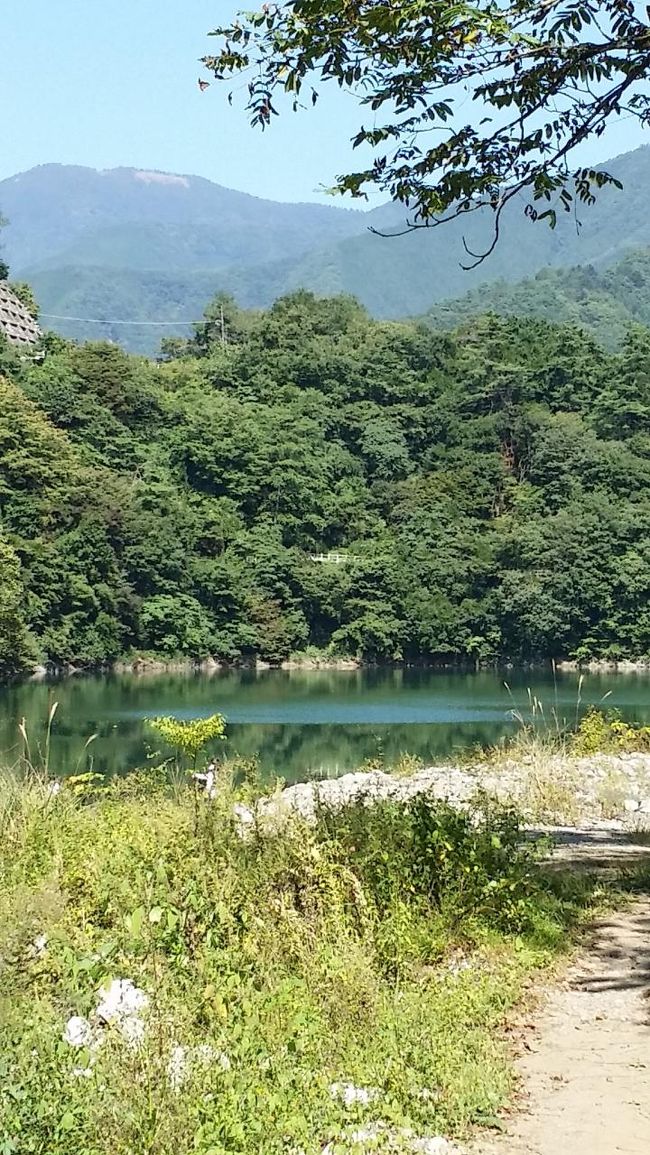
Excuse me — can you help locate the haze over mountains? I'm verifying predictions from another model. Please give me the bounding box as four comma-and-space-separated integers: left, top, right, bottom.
3, 145, 650, 352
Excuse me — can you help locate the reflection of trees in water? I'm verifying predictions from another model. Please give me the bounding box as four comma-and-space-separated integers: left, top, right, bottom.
2, 669, 650, 781
227, 722, 506, 783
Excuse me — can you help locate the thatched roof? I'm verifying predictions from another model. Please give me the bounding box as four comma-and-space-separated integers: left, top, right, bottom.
0, 281, 41, 346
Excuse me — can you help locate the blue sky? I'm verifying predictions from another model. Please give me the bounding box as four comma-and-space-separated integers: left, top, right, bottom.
1, 1, 648, 205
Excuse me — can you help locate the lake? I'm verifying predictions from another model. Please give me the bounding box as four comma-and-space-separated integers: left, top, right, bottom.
1, 667, 649, 782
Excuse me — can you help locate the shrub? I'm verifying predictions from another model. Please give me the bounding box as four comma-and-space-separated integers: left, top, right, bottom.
573, 708, 650, 755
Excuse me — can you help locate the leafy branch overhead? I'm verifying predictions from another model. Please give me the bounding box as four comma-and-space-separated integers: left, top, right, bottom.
203, 0, 649, 261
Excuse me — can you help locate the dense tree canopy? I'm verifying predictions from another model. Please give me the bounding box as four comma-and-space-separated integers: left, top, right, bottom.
1, 291, 650, 674
205, 1, 650, 258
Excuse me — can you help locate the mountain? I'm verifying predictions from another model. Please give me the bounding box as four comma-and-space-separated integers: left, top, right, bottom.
283, 145, 650, 314
1, 164, 365, 271
422, 249, 650, 349
3, 147, 650, 352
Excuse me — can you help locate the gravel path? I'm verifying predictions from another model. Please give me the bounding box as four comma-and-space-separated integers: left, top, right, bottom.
474, 852, 650, 1155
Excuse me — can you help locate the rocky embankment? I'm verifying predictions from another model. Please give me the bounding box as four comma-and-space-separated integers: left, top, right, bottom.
234, 752, 650, 835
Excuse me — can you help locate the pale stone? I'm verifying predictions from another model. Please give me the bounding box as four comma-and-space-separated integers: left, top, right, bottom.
95, 978, 148, 1047
167, 1043, 231, 1091
330, 1082, 379, 1107
63, 1016, 93, 1048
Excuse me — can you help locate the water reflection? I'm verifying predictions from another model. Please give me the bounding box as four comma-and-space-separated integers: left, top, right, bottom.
1, 666, 649, 782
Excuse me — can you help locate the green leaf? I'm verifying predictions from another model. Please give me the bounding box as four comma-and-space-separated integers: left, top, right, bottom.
127, 905, 145, 938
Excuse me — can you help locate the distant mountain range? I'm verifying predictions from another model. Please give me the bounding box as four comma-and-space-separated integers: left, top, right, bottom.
3, 147, 650, 352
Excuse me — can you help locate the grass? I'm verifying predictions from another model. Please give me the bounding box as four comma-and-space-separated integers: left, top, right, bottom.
0, 764, 644, 1155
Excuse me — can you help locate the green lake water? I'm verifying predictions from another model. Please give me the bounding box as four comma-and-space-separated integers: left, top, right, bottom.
2, 667, 650, 782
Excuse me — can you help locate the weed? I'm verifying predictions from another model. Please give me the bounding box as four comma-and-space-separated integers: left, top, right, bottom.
147, 712, 226, 777
572, 708, 650, 755
0, 769, 636, 1154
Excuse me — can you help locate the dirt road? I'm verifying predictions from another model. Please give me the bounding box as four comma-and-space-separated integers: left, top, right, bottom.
475, 848, 650, 1155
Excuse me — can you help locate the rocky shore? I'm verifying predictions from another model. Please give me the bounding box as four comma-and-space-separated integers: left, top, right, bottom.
235, 752, 650, 835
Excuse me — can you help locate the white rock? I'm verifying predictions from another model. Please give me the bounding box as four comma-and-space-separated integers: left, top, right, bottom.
120, 1015, 147, 1046
63, 1016, 94, 1048
623, 798, 641, 812
322, 1124, 463, 1154
322, 1122, 385, 1153
348, 1124, 384, 1144
411, 1138, 465, 1155
233, 802, 255, 837
71, 1065, 94, 1079
95, 978, 148, 1047
167, 1043, 231, 1090
96, 978, 148, 1023
167, 1045, 188, 1091
27, 932, 48, 959
330, 1082, 379, 1107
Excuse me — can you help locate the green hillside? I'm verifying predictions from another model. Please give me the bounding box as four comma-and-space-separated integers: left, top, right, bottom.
2, 291, 650, 675
6, 147, 650, 353
1, 164, 365, 271
26, 265, 293, 355
423, 249, 650, 349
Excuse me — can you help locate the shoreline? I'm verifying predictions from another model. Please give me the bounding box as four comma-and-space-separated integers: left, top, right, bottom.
21, 654, 650, 682
236, 748, 650, 835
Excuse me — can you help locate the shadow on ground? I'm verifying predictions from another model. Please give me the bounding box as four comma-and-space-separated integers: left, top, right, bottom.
571, 910, 650, 997
531, 825, 650, 873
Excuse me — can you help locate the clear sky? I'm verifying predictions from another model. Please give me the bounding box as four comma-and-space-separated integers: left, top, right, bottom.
1, 1, 648, 205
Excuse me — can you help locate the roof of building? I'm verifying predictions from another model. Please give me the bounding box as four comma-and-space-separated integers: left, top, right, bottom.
0, 281, 41, 346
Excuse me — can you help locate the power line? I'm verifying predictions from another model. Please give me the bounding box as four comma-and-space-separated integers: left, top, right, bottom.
40, 312, 198, 327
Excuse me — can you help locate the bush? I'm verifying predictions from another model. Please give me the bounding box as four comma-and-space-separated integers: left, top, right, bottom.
573, 708, 650, 755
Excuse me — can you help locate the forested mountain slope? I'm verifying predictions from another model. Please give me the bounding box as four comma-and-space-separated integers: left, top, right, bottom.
423, 249, 650, 349
2, 291, 650, 676
0, 164, 365, 271
3, 147, 650, 351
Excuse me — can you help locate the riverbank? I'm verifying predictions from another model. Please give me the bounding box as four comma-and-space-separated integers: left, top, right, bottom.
555, 658, 650, 673
3, 747, 650, 1155
239, 748, 650, 835
27, 653, 364, 679
23, 654, 650, 683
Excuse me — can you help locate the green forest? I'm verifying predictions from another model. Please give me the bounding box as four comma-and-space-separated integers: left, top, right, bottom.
424, 249, 650, 350
2, 289, 650, 676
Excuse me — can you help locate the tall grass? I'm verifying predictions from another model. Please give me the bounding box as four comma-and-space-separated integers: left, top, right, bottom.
0, 769, 611, 1155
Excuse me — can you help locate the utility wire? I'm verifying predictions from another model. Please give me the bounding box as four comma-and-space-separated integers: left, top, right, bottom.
40, 313, 197, 327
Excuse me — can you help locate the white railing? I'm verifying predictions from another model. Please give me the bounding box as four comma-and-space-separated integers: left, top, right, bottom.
309, 552, 349, 564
